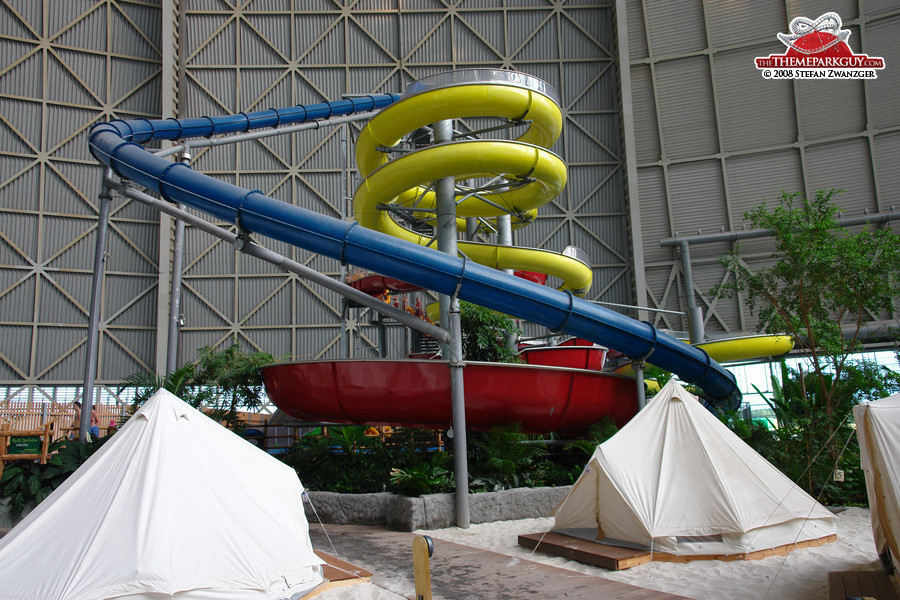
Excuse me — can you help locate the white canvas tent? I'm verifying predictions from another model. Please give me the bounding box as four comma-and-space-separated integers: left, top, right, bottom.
854, 393, 900, 570
0, 389, 324, 600
552, 379, 836, 557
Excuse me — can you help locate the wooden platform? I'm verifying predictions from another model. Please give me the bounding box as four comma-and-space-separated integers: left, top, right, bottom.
518, 531, 653, 570
519, 531, 838, 570
828, 570, 899, 600
303, 550, 373, 598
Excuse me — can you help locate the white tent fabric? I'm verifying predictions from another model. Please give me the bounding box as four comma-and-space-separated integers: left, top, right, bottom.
854, 393, 900, 568
0, 389, 323, 600
552, 379, 835, 557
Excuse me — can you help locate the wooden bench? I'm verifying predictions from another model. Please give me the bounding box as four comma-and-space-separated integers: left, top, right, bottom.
828, 570, 899, 600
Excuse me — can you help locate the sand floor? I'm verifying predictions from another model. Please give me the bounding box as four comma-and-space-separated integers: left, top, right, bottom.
313, 506, 886, 600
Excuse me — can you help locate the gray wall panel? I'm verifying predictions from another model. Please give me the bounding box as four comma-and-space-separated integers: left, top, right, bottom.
626, 1, 899, 339
715, 45, 797, 153
725, 150, 806, 225
3, 1, 629, 391
796, 79, 866, 141
706, 0, 786, 49
655, 56, 719, 160
636, 166, 669, 263
866, 15, 900, 131
644, 0, 707, 57
805, 139, 876, 212
874, 132, 900, 208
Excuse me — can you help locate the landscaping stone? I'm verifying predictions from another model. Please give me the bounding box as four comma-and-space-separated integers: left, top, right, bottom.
304, 485, 572, 531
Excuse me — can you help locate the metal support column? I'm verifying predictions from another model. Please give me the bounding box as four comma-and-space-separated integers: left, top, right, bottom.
679, 241, 705, 344
633, 362, 647, 410
80, 170, 113, 442
434, 119, 470, 528
165, 152, 190, 373
497, 214, 518, 352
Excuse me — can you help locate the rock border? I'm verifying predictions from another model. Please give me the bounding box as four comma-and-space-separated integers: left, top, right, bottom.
303, 485, 571, 531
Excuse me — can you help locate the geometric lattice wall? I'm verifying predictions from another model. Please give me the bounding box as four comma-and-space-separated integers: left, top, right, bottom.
0, 0, 630, 387
0, 1, 163, 393
621, 0, 900, 338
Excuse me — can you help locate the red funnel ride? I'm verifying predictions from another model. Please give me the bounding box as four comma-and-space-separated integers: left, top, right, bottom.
260, 358, 638, 434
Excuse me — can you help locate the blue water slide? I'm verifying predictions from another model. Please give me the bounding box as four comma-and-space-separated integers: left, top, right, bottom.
88, 96, 738, 401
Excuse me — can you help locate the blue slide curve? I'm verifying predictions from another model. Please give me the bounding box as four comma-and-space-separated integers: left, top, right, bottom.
88, 95, 738, 401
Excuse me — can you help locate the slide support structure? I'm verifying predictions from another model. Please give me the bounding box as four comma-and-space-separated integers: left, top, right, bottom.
80, 169, 113, 443
434, 119, 470, 528
165, 151, 190, 373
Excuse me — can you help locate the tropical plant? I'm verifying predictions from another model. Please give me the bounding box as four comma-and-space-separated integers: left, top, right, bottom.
459, 301, 522, 363
469, 423, 547, 490
711, 189, 900, 498
564, 417, 619, 456
389, 452, 454, 497
0, 436, 107, 517
193, 342, 276, 431
281, 427, 392, 493
121, 342, 276, 432
712, 189, 900, 419
746, 359, 900, 505
121, 362, 215, 410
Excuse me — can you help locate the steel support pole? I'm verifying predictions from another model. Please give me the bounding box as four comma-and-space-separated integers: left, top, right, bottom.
165, 152, 190, 374
633, 362, 647, 410
497, 214, 518, 352
81, 170, 113, 442
434, 119, 470, 528
680, 241, 705, 344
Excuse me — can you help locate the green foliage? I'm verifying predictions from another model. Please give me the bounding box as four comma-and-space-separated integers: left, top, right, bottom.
711, 189, 900, 503
469, 423, 548, 490
279, 423, 612, 495
389, 452, 453, 497
712, 189, 900, 409
564, 417, 619, 456
122, 362, 216, 410
0, 436, 108, 517
734, 359, 900, 505
121, 342, 276, 432
281, 427, 393, 494
459, 301, 522, 363
194, 343, 276, 431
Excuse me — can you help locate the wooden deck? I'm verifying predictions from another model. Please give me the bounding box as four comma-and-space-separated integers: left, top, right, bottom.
308, 522, 691, 600
828, 570, 899, 600
519, 531, 653, 570
303, 550, 373, 598
520, 530, 838, 570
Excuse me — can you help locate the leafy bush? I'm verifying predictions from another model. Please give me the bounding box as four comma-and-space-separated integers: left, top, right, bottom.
459, 301, 521, 363
389, 452, 454, 497
1, 436, 107, 517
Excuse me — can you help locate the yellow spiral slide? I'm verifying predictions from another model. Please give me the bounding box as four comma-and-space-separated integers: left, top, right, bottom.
352, 73, 592, 296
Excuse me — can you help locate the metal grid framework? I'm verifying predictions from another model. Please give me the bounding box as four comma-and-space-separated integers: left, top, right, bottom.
623, 0, 900, 336
0, 0, 628, 395
0, 0, 163, 404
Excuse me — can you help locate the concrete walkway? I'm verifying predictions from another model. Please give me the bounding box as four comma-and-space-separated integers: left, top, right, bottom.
309, 523, 691, 599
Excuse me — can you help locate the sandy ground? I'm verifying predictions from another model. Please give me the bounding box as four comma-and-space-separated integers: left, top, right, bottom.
313, 506, 885, 600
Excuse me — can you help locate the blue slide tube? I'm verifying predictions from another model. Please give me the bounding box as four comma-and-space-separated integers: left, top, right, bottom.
88, 98, 738, 401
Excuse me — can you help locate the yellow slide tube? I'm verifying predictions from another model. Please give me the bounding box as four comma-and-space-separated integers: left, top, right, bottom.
353, 82, 592, 296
